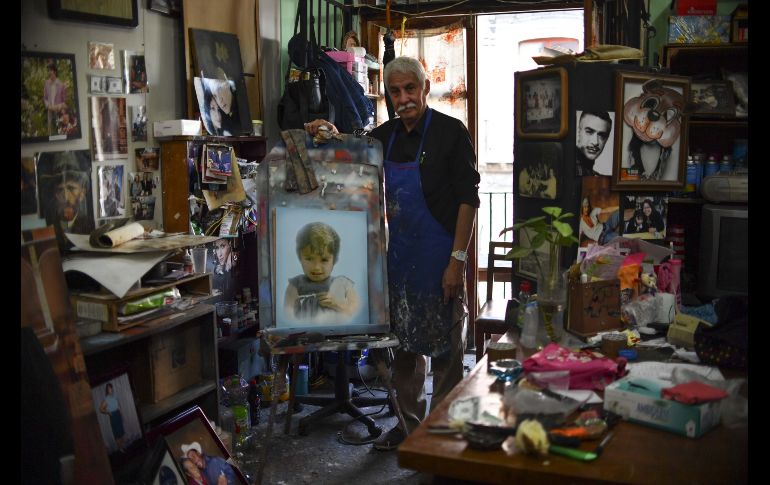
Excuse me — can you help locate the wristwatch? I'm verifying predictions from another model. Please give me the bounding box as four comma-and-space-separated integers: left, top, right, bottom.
451, 250, 468, 262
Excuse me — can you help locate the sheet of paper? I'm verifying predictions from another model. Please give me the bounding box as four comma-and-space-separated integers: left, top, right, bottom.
626, 361, 724, 383
62, 251, 170, 298
66, 233, 219, 253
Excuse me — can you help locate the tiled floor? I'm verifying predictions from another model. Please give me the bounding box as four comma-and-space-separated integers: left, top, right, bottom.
242, 352, 477, 484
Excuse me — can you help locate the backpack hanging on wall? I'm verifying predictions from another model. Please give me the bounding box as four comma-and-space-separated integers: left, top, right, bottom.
277, 4, 334, 130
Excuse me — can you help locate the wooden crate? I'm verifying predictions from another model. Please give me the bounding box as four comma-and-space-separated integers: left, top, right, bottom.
71, 273, 212, 332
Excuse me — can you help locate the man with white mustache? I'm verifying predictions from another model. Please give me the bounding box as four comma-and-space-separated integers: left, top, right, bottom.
305, 56, 480, 451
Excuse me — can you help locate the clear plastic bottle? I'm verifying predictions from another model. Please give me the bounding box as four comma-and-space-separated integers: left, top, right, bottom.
223, 375, 251, 447
519, 302, 538, 348
516, 280, 532, 329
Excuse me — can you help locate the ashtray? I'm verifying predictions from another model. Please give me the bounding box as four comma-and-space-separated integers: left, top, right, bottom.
488, 359, 523, 382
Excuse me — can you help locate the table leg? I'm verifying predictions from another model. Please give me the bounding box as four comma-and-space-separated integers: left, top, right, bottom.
256, 354, 288, 484
284, 354, 301, 434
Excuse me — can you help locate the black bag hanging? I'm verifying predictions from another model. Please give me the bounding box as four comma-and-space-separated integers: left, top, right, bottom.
277, 3, 334, 130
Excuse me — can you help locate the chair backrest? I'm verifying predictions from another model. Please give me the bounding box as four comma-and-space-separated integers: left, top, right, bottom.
485, 241, 514, 301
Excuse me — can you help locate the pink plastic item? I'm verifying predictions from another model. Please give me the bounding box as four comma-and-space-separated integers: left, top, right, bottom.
523, 343, 627, 391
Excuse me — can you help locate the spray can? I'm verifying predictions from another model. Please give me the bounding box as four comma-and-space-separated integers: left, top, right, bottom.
703, 155, 719, 178
685, 156, 697, 195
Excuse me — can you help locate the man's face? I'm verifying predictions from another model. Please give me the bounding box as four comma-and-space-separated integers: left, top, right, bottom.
577, 114, 611, 161
214, 240, 231, 265
299, 246, 334, 283
55, 179, 85, 221
186, 450, 204, 469
387, 71, 430, 129
209, 97, 222, 128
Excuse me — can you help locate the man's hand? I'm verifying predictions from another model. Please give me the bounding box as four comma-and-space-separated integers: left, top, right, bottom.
442, 259, 464, 304
303, 119, 338, 136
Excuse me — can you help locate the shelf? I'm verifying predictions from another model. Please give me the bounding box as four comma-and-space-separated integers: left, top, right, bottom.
688, 117, 747, 126
140, 379, 218, 424
80, 303, 215, 355
217, 321, 259, 346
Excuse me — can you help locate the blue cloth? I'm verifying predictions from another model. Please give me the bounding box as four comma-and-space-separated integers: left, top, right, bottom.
385, 109, 454, 357
203, 454, 236, 485
314, 51, 373, 133
109, 410, 124, 440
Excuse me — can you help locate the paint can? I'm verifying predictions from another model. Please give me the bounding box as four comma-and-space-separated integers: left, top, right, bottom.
296, 365, 309, 395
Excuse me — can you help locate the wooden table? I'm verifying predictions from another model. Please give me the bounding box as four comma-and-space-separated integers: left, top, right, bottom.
398, 331, 748, 484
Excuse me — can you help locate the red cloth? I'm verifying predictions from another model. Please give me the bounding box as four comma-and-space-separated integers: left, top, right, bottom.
661, 381, 728, 404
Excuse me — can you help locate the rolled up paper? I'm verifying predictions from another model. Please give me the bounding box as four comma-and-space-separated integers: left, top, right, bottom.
97, 222, 146, 248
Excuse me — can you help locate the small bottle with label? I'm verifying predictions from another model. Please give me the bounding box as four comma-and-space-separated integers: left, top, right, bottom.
684, 156, 697, 196
515, 280, 532, 329
519, 302, 539, 349
692, 153, 704, 195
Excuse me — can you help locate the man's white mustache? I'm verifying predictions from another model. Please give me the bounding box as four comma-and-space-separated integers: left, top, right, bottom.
397, 103, 417, 113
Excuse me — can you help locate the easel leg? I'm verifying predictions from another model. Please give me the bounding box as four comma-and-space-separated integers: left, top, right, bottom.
256, 354, 288, 484
375, 360, 408, 433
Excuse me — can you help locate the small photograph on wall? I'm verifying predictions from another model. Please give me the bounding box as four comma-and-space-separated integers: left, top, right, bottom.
620, 194, 669, 240
274, 208, 370, 327
88, 41, 116, 70
36, 150, 95, 236
575, 110, 615, 176
91, 96, 128, 160
21, 51, 82, 143
579, 177, 620, 248
124, 50, 148, 93
131, 105, 147, 141
97, 164, 126, 219
207, 237, 241, 301
129, 172, 157, 221
89, 370, 143, 457
135, 147, 160, 171
516, 142, 561, 200
21, 157, 38, 216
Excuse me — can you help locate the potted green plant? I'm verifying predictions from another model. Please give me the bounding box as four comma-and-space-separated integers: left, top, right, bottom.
501, 206, 578, 342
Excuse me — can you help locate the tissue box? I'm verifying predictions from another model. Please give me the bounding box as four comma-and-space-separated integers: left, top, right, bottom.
153, 119, 201, 137
668, 16, 730, 44
604, 377, 721, 438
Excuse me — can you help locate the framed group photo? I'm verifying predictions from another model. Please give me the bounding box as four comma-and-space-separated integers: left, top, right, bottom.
516, 142, 561, 200
514, 225, 549, 280
148, 406, 248, 485
612, 71, 690, 191
48, 0, 139, 27
515, 66, 568, 139
21, 51, 82, 143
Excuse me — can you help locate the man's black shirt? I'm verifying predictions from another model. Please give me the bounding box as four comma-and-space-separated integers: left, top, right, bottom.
369, 108, 480, 235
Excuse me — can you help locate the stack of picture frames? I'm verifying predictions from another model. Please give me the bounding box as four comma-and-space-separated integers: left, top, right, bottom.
88, 363, 250, 484
513, 66, 691, 279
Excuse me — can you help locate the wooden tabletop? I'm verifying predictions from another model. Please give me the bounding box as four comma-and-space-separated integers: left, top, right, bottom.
398, 331, 748, 484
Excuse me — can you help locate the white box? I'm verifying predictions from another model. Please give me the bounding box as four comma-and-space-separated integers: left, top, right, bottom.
153, 119, 201, 137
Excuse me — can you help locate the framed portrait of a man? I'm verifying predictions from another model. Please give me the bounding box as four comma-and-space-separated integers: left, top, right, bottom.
21, 51, 82, 143
36, 150, 95, 239
515, 66, 568, 139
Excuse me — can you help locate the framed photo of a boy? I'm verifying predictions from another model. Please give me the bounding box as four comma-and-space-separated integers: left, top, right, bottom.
21, 51, 82, 143
515, 66, 568, 139
612, 71, 689, 191
274, 207, 369, 328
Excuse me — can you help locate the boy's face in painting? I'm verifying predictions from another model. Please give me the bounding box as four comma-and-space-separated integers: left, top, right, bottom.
299, 245, 334, 283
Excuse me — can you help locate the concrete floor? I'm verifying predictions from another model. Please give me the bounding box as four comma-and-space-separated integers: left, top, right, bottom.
237, 353, 477, 485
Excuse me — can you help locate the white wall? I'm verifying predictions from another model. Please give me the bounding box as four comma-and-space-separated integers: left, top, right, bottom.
21, 0, 185, 231
258, 0, 283, 153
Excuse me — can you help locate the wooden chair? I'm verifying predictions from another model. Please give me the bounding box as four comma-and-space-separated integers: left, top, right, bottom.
474, 241, 514, 361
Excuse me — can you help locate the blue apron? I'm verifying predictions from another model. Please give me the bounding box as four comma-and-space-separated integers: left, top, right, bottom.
385, 109, 455, 357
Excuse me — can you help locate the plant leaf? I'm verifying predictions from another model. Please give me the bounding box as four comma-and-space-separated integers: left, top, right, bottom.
557, 212, 575, 220
543, 207, 562, 218
505, 246, 533, 259
552, 220, 574, 238
531, 232, 546, 249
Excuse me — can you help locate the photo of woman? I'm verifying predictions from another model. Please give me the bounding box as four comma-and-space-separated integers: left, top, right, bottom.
621, 195, 668, 240
90, 371, 142, 456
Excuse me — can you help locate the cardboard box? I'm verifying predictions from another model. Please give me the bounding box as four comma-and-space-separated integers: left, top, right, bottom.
153, 119, 201, 137
148, 323, 202, 403
604, 377, 721, 438
567, 278, 623, 338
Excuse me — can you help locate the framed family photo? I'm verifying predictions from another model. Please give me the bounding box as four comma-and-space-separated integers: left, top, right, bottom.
48, 0, 138, 27
690, 80, 735, 117
273, 207, 370, 328
21, 51, 82, 143
516, 142, 561, 200
137, 437, 185, 485
515, 66, 568, 139
89, 368, 144, 462
620, 194, 669, 240
148, 406, 248, 485
612, 71, 689, 191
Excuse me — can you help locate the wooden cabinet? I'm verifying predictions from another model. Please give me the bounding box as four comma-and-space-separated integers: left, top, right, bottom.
158, 135, 267, 233
80, 303, 220, 430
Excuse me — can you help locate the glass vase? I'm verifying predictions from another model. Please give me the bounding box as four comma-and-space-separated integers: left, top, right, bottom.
535, 244, 567, 345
